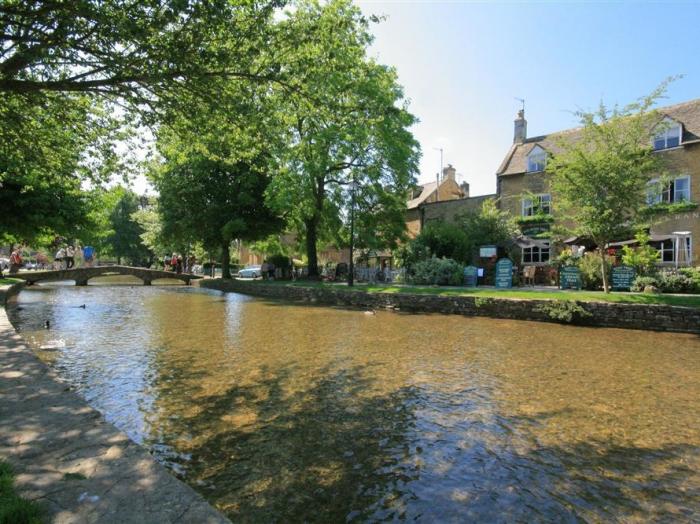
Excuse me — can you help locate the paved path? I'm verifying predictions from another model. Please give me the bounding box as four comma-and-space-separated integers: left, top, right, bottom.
0, 285, 229, 524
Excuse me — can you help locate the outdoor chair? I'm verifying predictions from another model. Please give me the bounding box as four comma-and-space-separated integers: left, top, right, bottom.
523, 265, 536, 286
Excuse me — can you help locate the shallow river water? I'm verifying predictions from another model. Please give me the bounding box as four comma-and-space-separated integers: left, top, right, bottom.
7, 282, 700, 522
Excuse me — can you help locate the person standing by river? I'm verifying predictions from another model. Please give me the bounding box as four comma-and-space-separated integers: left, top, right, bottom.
9, 246, 23, 274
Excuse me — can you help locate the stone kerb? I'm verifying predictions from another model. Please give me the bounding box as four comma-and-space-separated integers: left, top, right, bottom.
0, 283, 230, 524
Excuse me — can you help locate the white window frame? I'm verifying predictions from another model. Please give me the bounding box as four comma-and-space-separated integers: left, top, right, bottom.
522, 242, 550, 264
653, 118, 682, 150
527, 146, 547, 172
674, 175, 690, 202
522, 193, 552, 216
646, 176, 691, 205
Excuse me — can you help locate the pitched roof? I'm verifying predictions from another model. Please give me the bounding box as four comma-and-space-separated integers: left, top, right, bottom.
496, 97, 700, 176
407, 181, 437, 209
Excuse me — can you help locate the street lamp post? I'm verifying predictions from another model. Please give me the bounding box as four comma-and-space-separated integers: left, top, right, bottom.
348, 173, 357, 287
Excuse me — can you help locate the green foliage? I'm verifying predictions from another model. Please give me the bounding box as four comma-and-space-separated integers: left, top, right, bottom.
553, 250, 581, 268
578, 252, 614, 291
400, 199, 518, 270
621, 231, 660, 276
151, 143, 282, 278
0, 92, 123, 244
105, 190, 152, 266
631, 269, 700, 294
0, 461, 43, 524
411, 257, 463, 286
515, 214, 555, 225
546, 80, 676, 291
266, 0, 420, 277
457, 199, 519, 257
412, 222, 471, 264
267, 254, 292, 271
658, 272, 699, 294
640, 201, 698, 218
535, 300, 592, 323
0, 1, 281, 119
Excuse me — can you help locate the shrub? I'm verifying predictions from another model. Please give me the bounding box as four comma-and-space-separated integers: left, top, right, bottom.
631, 276, 659, 292
266, 253, 291, 270
658, 272, 697, 294
411, 257, 463, 286
536, 300, 592, 323
413, 222, 471, 263
578, 252, 613, 290
621, 231, 660, 276
678, 267, 700, 291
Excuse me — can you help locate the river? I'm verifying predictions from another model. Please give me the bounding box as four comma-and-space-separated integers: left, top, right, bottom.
7, 282, 700, 522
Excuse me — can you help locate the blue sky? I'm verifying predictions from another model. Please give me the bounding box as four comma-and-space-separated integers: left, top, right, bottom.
357, 1, 700, 196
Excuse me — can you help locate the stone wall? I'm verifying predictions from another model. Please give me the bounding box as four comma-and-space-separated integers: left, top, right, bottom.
200, 279, 700, 334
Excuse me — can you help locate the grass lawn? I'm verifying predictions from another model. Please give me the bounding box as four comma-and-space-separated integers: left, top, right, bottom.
240, 279, 700, 309
0, 278, 22, 286
0, 461, 42, 524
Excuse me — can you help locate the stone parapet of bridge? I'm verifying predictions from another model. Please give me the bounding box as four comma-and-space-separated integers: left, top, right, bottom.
14, 266, 202, 286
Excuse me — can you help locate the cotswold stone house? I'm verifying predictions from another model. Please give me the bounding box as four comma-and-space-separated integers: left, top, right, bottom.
496, 99, 700, 267
405, 164, 494, 237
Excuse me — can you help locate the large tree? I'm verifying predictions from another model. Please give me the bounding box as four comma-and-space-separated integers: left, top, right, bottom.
152, 142, 282, 279
547, 84, 671, 292
0, 0, 285, 243
267, 0, 420, 278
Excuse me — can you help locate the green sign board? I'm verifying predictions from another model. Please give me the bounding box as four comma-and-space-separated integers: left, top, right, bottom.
612, 265, 636, 291
559, 266, 582, 290
495, 258, 513, 289
463, 265, 478, 287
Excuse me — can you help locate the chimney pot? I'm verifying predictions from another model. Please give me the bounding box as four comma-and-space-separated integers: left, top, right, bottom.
514, 110, 527, 144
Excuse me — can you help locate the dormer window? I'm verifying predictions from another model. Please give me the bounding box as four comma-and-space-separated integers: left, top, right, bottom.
653, 118, 682, 150
527, 146, 546, 172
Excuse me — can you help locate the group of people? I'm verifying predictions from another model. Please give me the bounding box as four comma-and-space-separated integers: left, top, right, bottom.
53, 245, 94, 269
163, 253, 196, 274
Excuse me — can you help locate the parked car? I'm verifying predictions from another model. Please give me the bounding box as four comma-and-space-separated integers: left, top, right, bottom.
237, 265, 262, 279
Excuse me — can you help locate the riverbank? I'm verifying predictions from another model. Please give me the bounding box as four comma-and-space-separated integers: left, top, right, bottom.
0, 283, 230, 524
201, 279, 700, 333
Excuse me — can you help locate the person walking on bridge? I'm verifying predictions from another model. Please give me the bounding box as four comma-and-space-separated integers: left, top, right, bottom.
65, 245, 75, 269
83, 246, 95, 268
54, 246, 66, 270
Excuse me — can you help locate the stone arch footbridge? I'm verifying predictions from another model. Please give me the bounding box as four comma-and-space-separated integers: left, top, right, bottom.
15, 266, 203, 286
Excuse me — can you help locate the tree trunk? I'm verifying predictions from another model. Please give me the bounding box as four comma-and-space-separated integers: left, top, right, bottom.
305, 218, 319, 279
599, 248, 609, 293
221, 240, 231, 279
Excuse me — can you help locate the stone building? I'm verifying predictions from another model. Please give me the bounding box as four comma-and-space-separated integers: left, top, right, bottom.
496, 99, 700, 267
405, 164, 493, 237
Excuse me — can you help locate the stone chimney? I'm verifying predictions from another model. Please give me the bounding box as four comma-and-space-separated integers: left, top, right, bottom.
460, 181, 470, 198
514, 109, 527, 143
442, 164, 457, 181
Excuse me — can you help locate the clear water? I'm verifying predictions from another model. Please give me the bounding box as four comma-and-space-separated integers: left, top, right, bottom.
7, 283, 700, 522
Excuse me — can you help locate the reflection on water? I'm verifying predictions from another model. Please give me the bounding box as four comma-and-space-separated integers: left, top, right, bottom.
8, 285, 700, 522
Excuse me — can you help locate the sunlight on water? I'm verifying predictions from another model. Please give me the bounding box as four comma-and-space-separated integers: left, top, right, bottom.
8, 285, 700, 522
